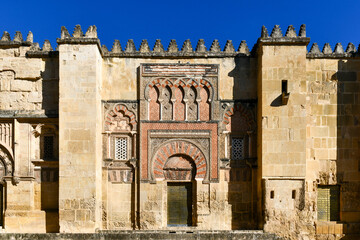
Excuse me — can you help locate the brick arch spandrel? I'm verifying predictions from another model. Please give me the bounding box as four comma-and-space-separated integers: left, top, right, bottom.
151, 140, 207, 181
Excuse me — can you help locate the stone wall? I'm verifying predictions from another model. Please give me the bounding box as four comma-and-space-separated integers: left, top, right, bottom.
306, 58, 360, 236
58, 37, 103, 232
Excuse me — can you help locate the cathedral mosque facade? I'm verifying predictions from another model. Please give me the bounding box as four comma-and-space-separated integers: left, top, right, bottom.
0, 24, 358, 239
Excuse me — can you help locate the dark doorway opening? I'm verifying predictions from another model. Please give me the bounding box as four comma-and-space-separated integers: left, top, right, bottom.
167, 182, 192, 226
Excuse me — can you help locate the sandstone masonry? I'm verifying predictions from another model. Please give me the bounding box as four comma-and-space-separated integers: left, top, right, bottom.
0, 24, 358, 240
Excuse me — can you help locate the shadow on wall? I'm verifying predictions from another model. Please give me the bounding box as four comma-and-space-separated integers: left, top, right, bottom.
41, 57, 60, 232
226, 54, 258, 230
224, 101, 257, 230
228, 55, 257, 100
41, 168, 59, 233
41, 58, 59, 117
335, 60, 360, 235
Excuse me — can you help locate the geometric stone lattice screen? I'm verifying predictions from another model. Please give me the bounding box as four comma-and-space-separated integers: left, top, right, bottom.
232, 137, 244, 160
115, 137, 127, 160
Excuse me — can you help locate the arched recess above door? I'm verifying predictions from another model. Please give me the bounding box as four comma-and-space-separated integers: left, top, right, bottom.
151, 140, 207, 181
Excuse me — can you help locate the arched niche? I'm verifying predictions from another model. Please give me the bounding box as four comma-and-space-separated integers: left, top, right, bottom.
105, 104, 137, 132
151, 140, 207, 181
0, 144, 14, 179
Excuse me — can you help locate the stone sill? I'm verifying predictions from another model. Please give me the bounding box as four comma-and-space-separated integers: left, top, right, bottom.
32, 159, 59, 168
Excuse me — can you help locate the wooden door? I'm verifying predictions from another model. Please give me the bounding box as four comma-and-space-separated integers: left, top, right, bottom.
167, 182, 192, 226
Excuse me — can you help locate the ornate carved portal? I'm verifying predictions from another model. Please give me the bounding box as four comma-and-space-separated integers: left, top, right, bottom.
140, 64, 219, 182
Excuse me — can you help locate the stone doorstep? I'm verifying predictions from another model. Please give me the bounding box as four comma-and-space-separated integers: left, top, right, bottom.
0, 231, 282, 240
99, 230, 265, 234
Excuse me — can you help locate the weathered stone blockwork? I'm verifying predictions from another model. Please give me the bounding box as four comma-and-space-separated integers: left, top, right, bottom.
0, 24, 358, 240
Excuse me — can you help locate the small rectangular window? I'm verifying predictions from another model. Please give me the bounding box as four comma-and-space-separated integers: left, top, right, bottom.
115, 137, 128, 160
232, 137, 244, 160
317, 185, 340, 221
282, 80, 288, 94
43, 136, 54, 160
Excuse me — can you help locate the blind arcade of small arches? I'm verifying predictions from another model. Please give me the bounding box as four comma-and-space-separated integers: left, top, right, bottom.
146, 78, 212, 121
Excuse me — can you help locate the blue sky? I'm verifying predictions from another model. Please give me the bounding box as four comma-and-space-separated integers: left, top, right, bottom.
1, 0, 359, 52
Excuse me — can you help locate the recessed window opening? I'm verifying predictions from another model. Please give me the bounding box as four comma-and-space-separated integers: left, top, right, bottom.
282, 80, 288, 94
292, 190, 296, 199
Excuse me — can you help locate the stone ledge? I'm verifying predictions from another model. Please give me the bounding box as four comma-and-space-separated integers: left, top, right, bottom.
258, 37, 310, 46
103, 52, 251, 58
0, 110, 58, 118
0, 41, 32, 49
26, 51, 59, 58
0, 231, 283, 240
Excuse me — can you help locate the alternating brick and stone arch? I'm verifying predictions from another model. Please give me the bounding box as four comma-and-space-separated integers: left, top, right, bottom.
105, 104, 137, 131
222, 103, 256, 132
151, 140, 207, 181
145, 78, 213, 121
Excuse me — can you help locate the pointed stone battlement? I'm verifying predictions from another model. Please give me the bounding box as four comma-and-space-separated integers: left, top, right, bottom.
258, 24, 310, 46
153, 39, 164, 53
309, 43, 321, 55
111, 40, 122, 53
307, 42, 359, 58
223, 40, 235, 53
346, 43, 356, 54
57, 25, 100, 51
139, 40, 150, 53
196, 39, 206, 53
0, 30, 32, 48
210, 40, 221, 53
125, 39, 136, 53
101, 45, 109, 53
238, 40, 250, 55
18, 24, 360, 59
181, 39, 193, 53
167, 40, 178, 53
104, 38, 258, 57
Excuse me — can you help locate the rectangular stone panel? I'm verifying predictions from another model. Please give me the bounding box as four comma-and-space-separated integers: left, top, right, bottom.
141, 64, 218, 77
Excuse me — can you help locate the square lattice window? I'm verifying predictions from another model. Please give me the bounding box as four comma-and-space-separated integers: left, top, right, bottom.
115, 137, 128, 160
232, 137, 244, 160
